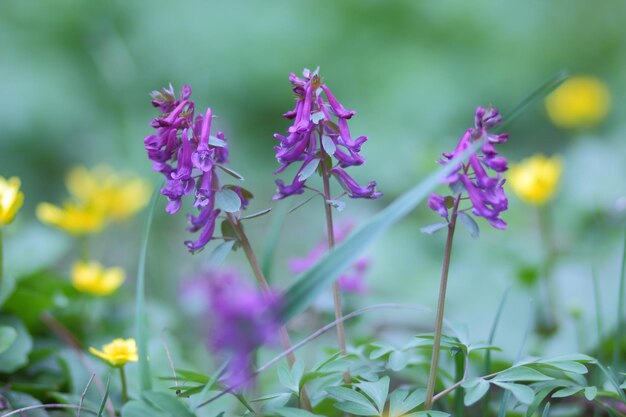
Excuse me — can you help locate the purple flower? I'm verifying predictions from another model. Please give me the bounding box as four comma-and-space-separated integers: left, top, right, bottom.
289, 221, 370, 294
430, 106, 509, 229
200, 269, 282, 387
144, 85, 249, 253
273, 68, 381, 201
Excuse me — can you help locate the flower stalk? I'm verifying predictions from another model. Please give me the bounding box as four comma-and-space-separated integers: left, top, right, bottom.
424, 194, 461, 410
119, 366, 129, 404
320, 142, 350, 383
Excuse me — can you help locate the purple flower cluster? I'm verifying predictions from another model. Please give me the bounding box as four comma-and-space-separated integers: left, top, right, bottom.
144, 84, 247, 252
429, 106, 509, 229
200, 269, 282, 387
289, 221, 369, 294
273, 68, 382, 200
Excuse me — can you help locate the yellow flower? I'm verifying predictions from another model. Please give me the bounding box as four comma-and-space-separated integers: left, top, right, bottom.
66, 165, 151, 221
37, 165, 150, 235
89, 338, 138, 367
508, 155, 563, 206
0, 176, 24, 226
71, 260, 125, 296
545, 76, 610, 129
36, 202, 105, 235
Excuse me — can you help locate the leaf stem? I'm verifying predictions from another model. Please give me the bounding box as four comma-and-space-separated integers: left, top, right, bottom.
424, 194, 461, 410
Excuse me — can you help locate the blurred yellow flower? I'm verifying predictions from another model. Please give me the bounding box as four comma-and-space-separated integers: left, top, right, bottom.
0, 176, 24, 225
72, 260, 125, 296
545, 76, 610, 129
508, 155, 563, 206
37, 165, 150, 234
66, 166, 151, 221
89, 338, 138, 367
37, 202, 105, 235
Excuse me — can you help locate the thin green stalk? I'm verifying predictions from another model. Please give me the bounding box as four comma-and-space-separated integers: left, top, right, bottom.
319, 144, 348, 361
454, 351, 465, 417
119, 366, 129, 404
537, 205, 558, 336
592, 267, 603, 356
424, 195, 461, 410
482, 287, 511, 417
613, 226, 626, 369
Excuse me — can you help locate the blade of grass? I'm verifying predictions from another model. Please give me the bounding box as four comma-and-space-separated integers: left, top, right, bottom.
498, 71, 569, 131
96, 374, 111, 417
280, 141, 481, 322
482, 286, 511, 417
260, 203, 289, 281
613, 226, 626, 370
134, 184, 160, 392
592, 266, 603, 358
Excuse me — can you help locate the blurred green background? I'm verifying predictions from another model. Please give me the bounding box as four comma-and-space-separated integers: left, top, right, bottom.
1, 0, 626, 373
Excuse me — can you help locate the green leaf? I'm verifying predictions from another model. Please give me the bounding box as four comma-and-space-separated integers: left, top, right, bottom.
333, 401, 380, 416
407, 412, 450, 417
326, 199, 346, 212
0, 325, 17, 354
551, 386, 582, 398
0, 315, 33, 372
208, 135, 227, 147
420, 222, 448, 235
297, 158, 320, 182
492, 366, 553, 382
206, 240, 236, 268
356, 376, 389, 413
277, 360, 304, 394
493, 382, 534, 405
215, 189, 242, 213
542, 403, 551, 417
388, 389, 426, 417
584, 386, 598, 401
173, 369, 211, 384
388, 350, 408, 371
326, 387, 378, 415
535, 360, 588, 374
143, 390, 195, 417
462, 378, 490, 406
217, 164, 244, 180
280, 142, 481, 322
321, 135, 336, 155
134, 185, 159, 392
457, 211, 479, 238
275, 407, 324, 417
121, 400, 168, 417
0, 274, 16, 307
97, 374, 111, 417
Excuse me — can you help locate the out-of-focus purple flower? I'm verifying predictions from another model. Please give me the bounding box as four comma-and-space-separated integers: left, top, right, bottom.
273, 68, 381, 201
429, 106, 509, 229
201, 269, 282, 387
144, 85, 249, 253
289, 221, 369, 294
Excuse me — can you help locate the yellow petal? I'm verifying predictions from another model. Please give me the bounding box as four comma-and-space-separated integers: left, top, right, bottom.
545, 76, 610, 129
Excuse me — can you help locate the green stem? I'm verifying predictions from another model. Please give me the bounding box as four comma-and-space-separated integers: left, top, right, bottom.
454, 351, 465, 417
119, 366, 129, 404
424, 195, 461, 410
537, 205, 558, 336
613, 226, 626, 369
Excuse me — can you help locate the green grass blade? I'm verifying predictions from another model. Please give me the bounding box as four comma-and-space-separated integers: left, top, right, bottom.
280, 141, 481, 322
135, 184, 160, 392
613, 226, 626, 369
482, 287, 511, 417
592, 266, 603, 356
498, 71, 569, 130
260, 203, 289, 281
96, 373, 111, 417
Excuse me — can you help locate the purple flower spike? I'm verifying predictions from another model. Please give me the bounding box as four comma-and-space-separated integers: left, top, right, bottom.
430, 106, 509, 230
143, 84, 249, 252
273, 68, 382, 201
207, 270, 282, 387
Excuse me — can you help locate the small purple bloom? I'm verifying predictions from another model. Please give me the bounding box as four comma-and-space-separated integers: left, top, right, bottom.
289, 221, 370, 294
430, 106, 509, 229
205, 269, 282, 387
143, 85, 249, 253
273, 68, 381, 201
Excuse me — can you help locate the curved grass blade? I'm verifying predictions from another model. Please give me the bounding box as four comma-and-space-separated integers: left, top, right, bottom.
280, 141, 480, 322
498, 71, 569, 131
261, 203, 289, 280
135, 184, 160, 392
96, 374, 111, 417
